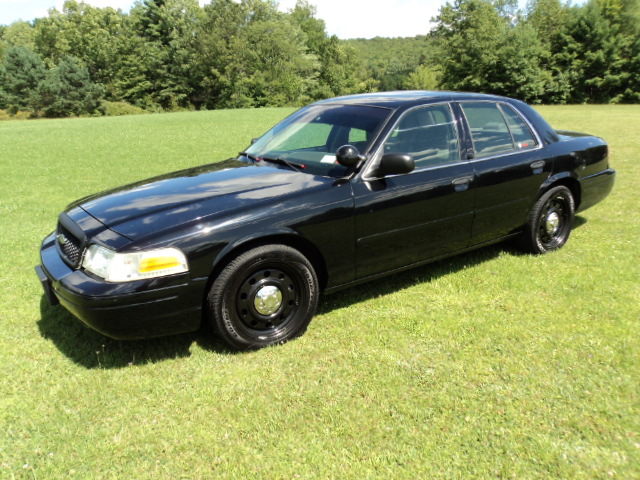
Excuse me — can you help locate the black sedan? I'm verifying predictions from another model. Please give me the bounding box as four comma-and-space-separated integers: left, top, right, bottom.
36, 92, 615, 350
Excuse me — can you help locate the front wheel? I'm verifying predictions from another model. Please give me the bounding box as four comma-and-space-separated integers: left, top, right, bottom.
518, 185, 576, 254
207, 244, 319, 351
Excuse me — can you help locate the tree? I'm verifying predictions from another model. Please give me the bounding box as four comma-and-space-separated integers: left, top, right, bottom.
197, 0, 322, 108
0, 21, 36, 62
433, 0, 507, 92
405, 65, 441, 90
524, 0, 572, 102
289, 0, 359, 98
38, 55, 104, 117
2, 0, 635, 113
117, 0, 203, 109
0, 46, 47, 115
526, 0, 566, 42
33, 1, 130, 101
195, 0, 248, 108
346, 36, 436, 93
549, 0, 639, 103
431, 0, 553, 102
224, 16, 320, 107
314, 35, 358, 98
289, 0, 326, 52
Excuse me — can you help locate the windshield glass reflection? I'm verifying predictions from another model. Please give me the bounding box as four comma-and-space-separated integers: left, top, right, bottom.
244, 104, 391, 177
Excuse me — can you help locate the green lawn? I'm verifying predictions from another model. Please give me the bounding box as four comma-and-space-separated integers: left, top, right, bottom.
0, 105, 638, 479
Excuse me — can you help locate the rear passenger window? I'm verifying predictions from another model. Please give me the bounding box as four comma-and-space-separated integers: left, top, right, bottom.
460, 102, 538, 158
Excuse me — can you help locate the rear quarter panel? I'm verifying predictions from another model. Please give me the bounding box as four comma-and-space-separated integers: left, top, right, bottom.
547, 131, 614, 212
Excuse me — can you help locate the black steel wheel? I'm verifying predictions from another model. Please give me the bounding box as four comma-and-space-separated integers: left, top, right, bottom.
518, 185, 575, 254
207, 244, 319, 350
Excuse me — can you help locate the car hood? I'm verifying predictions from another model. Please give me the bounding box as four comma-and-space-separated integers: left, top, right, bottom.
72, 159, 332, 241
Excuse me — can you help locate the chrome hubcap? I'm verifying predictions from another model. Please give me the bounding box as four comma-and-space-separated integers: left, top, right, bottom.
254, 285, 283, 316
545, 211, 560, 235
237, 268, 297, 330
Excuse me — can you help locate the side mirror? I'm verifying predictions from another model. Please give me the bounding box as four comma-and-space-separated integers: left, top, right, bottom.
336, 144, 364, 168
371, 153, 415, 177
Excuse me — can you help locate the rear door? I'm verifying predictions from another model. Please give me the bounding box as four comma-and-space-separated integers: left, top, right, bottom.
458, 101, 550, 246
352, 103, 476, 279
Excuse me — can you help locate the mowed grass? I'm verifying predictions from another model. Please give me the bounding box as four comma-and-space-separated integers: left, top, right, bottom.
0, 105, 638, 479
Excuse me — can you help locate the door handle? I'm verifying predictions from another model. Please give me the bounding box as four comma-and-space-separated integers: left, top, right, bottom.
530, 160, 545, 173
452, 176, 473, 192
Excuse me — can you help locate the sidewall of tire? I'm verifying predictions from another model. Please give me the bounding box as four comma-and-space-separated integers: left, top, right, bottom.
521, 185, 575, 254
207, 245, 319, 350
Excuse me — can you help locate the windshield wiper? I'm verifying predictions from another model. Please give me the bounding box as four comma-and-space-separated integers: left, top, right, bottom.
239, 152, 305, 172
261, 156, 306, 172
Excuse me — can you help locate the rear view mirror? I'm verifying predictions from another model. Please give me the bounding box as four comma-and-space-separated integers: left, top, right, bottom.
336, 145, 364, 168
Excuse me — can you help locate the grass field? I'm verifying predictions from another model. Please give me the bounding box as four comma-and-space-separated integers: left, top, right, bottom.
1, 105, 638, 479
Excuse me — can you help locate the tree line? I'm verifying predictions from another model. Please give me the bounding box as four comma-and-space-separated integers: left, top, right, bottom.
0, 0, 638, 118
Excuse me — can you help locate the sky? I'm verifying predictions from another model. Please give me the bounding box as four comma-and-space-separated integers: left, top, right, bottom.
0, 0, 447, 39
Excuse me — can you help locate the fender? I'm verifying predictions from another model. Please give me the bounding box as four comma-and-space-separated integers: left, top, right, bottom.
209, 226, 329, 291
537, 170, 582, 207
212, 226, 305, 271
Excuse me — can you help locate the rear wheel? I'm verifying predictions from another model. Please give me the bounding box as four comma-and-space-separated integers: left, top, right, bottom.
207, 244, 319, 350
518, 185, 575, 254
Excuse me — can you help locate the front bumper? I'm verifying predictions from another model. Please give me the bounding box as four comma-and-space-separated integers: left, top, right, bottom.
36, 233, 204, 340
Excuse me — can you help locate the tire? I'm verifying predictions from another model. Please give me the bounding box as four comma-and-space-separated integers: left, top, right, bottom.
518, 185, 575, 254
207, 244, 319, 351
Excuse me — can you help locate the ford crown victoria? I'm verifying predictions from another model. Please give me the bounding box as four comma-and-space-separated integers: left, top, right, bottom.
36, 92, 616, 350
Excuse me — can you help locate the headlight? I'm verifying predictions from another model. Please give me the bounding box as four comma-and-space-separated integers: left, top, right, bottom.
82, 245, 188, 282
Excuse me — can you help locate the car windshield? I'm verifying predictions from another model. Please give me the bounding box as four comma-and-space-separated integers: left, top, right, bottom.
242, 104, 392, 177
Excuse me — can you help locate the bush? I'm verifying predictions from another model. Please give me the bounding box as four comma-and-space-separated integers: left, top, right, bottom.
0, 109, 30, 120
104, 101, 149, 116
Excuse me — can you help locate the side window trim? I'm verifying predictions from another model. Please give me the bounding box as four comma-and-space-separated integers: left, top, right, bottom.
497, 104, 518, 148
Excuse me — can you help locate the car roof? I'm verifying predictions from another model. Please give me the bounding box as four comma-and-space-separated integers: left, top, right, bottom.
313, 91, 513, 110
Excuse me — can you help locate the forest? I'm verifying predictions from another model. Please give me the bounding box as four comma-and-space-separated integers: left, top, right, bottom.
0, 0, 638, 118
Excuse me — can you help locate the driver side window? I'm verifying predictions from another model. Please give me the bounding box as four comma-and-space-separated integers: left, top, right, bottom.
384, 104, 460, 168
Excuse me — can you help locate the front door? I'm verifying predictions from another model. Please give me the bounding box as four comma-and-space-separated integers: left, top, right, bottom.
353, 103, 476, 280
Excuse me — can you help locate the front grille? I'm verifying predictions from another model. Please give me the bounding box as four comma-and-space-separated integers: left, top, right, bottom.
56, 223, 84, 268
